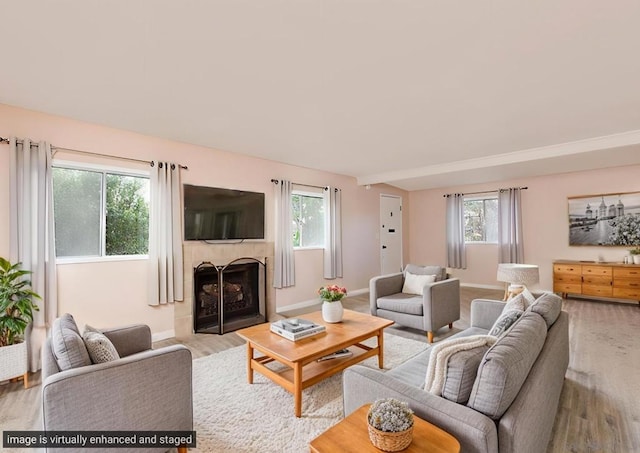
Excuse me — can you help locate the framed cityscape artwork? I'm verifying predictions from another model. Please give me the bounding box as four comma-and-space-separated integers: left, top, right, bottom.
568, 191, 640, 246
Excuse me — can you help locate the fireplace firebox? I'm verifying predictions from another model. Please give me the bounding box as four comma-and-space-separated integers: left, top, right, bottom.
193, 257, 266, 334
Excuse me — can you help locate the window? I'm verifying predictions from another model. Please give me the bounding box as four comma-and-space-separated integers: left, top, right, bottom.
52, 163, 150, 259
464, 196, 498, 243
291, 190, 324, 248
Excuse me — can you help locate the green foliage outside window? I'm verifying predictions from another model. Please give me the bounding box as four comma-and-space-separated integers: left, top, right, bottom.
53, 167, 149, 257
291, 193, 324, 247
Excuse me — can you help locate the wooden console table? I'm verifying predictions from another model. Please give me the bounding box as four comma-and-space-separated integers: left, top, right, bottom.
553, 260, 640, 304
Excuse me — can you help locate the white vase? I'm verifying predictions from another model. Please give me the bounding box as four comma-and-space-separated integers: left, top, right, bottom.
322, 300, 344, 323
633, 255, 640, 265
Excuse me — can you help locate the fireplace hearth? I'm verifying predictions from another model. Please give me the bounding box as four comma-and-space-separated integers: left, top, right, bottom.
194, 257, 266, 334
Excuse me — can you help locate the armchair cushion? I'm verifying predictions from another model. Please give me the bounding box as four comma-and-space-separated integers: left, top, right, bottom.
377, 294, 423, 315
51, 313, 91, 371
83, 325, 120, 364
402, 272, 437, 295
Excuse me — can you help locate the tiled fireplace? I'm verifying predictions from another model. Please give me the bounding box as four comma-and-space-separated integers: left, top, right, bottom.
175, 241, 276, 337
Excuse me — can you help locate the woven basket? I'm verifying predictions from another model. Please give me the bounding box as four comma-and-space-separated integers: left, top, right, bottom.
367, 424, 413, 452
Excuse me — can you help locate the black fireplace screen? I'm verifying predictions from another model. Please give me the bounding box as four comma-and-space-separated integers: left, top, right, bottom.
194, 258, 266, 334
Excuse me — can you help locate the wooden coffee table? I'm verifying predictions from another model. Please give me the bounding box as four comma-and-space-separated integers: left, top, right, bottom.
309, 404, 461, 452
236, 309, 393, 417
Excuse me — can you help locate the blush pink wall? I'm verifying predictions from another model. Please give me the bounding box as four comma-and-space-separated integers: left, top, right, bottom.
0, 103, 407, 335
409, 165, 640, 292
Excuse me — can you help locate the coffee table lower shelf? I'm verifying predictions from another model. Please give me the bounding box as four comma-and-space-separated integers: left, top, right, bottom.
309, 404, 460, 453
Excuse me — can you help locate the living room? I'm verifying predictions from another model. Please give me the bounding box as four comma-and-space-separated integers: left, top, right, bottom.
2, 2, 640, 452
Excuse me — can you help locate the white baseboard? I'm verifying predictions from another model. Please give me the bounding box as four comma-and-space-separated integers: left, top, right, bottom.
460, 282, 503, 290
276, 287, 368, 315
152, 329, 175, 342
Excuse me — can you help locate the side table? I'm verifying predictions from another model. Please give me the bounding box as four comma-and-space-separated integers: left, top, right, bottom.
309, 404, 460, 453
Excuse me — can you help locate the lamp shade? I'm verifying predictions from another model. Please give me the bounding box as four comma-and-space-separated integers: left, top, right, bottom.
496, 263, 539, 287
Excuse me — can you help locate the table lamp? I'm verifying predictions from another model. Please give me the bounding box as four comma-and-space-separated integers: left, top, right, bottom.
496, 263, 540, 300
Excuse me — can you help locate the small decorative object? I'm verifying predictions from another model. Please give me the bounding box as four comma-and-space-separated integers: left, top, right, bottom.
631, 247, 640, 264
318, 285, 347, 323
0, 257, 41, 388
367, 398, 414, 452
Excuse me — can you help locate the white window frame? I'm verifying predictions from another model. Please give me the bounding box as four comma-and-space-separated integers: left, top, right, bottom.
291, 187, 325, 250
463, 195, 498, 244
52, 160, 151, 264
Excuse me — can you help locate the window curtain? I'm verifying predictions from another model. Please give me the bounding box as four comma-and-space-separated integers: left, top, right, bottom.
148, 162, 183, 305
498, 188, 524, 263
9, 138, 58, 372
323, 186, 343, 279
273, 179, 295, 288
446, 193, 467, 269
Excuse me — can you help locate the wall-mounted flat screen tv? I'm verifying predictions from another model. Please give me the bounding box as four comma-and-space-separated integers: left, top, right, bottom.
183, 184, 265, 241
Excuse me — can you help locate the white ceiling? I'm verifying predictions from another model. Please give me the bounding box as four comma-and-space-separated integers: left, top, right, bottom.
2, 1, 640, 191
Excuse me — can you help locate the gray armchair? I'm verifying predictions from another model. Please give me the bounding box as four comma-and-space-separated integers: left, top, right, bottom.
42, 314, 193, 453
370, 264, 460, 343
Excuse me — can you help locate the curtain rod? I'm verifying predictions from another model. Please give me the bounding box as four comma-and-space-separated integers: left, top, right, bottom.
271, 178, 327, 190
0, 136, 188, 170
442, 186, 528, 198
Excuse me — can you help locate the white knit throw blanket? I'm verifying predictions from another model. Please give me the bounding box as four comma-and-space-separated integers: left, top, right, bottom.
424, 335, 497, 395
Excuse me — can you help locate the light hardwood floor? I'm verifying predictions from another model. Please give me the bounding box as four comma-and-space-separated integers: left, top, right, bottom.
1, 287, 638, 452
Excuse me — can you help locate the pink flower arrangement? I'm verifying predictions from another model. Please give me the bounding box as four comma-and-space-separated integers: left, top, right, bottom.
318, 285, 347, 302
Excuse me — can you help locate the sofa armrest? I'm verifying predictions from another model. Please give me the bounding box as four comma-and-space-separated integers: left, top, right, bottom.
470, 299, 506, 330
42, 345, 192, 432
370, 273, 404, 315
102, 324, 152, 357
343, 366, 498, 453
422, 278, 460, 330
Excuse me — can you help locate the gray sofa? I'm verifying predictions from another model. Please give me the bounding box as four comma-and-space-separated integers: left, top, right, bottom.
42, 314, 193, 453
370, 264, 460, 343
344, 293, 569, 453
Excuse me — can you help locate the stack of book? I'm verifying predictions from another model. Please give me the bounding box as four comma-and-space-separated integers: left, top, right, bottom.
270, 318, 326, 341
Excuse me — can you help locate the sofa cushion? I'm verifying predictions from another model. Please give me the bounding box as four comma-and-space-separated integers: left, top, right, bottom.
405, 264, 446, 282
377, 294, 423, 316
402, 272, 436, 295
442, 343, 494, 404
488, 309, 523, 337
467, 310, 547, 419
82, 325, 120, 364
51, 313, 92, 371
530, 292, 563, 328
425, 335, 496, 399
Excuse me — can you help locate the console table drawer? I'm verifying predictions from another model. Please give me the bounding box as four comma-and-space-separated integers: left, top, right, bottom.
582, 276, 611, 286
613, 287, 640, 299
553, 283, 581, 294
581, 265, 612, 276
613, 278, 640, 289
613, 267, 640, 279
582, 285, 613, 297
554, 264, 580, 275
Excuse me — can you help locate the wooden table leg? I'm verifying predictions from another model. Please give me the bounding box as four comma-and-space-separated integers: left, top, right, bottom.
246, 343, 254, 384
377, 329, 384, 369
294, 362, 302, 417
23, 372, 28, 389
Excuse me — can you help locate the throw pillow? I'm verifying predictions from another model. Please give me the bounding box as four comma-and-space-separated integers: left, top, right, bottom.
402, 272, 437, 295
83, 325, 120, 364
424, 335, 496, 398
488, 309, 523, 337
520, 287, 536, 305
441, 343, 493, 404
504, 293, 528, 311
51, 313, 92, 371
530, 292, 563, 328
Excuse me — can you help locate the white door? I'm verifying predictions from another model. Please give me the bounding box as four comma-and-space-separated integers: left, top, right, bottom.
380, 195, 403, 275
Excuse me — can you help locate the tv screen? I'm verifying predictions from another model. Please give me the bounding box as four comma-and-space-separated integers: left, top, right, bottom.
183, 184, 265, 241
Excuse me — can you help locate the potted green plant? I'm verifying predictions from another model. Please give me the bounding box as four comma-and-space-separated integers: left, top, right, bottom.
0, 257, 40, 388
367, 398, 414, 452
630, 247, 640, 264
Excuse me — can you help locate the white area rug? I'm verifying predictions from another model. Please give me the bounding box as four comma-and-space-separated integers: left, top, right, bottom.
191, 333, 428, 452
